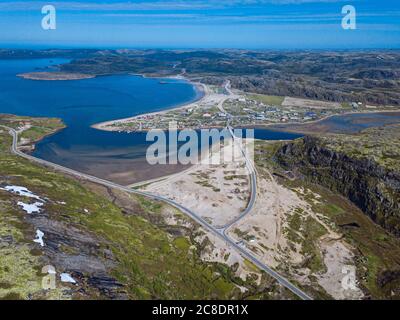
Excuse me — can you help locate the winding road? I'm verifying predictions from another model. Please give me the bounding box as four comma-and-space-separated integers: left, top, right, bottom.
1, 116, 312, 301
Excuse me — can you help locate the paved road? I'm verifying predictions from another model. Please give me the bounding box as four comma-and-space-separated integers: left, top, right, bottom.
216, 82, 258, 230
220, 125, 257, 232
1, 125, 312, 300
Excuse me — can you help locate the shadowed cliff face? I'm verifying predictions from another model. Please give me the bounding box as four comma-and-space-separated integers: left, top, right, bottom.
275, 136, 400, 237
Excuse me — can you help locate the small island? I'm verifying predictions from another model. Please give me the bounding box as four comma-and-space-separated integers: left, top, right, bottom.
17, 71, 95, 81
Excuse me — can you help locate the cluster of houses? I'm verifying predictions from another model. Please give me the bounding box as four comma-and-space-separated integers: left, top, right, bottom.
117, 96, 365, 132
225, 98, 322, 124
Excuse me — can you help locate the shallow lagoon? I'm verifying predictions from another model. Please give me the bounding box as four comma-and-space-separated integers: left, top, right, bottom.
0, 58, 304, 184
0, 58, 200, 183
1, 58, 398, 184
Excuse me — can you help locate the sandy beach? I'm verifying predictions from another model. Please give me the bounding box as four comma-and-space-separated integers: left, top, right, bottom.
92, 79, 209, 131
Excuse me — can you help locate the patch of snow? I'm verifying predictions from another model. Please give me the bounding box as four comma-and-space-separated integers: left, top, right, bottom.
60, 273, 76, 284
33, 229, 45, 247
1, 185, 44, 201
17, 201, 43, 214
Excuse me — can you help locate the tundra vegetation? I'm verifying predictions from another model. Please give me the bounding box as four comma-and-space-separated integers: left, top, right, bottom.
4, 49, 400, 106
254, 125, 400, 299
0, 115, 296, 300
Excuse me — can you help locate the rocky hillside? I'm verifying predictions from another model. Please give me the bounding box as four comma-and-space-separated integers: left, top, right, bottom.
274, 125, 400, 237
0, 115, 295, 300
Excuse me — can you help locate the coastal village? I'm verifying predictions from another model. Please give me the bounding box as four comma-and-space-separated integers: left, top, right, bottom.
95, 83, 396, 133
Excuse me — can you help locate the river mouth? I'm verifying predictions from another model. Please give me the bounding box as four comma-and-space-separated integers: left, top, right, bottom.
0, 58, 202, 185
33, 110, 400, 186
0, 58, 303, 185
267, 111, 400, 135
32, 127, 304, 185
2, 58, 400, 185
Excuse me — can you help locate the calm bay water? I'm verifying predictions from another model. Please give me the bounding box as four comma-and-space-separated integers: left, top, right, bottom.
0, 58, 202, 183
0, 58, 299, 184
2, 58, 396, 184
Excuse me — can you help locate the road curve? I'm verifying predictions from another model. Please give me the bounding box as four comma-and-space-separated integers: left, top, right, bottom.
1, 125, 312, 301
220, 125, 257, 231
215, 82, 258, 230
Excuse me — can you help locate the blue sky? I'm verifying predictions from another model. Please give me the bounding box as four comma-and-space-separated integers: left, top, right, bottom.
0, 0, 399, 49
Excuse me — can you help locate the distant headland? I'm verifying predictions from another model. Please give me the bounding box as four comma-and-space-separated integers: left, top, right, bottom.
17, 72, 95, 81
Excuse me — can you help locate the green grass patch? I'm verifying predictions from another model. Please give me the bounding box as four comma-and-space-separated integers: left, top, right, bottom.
247, 94, 285, 106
